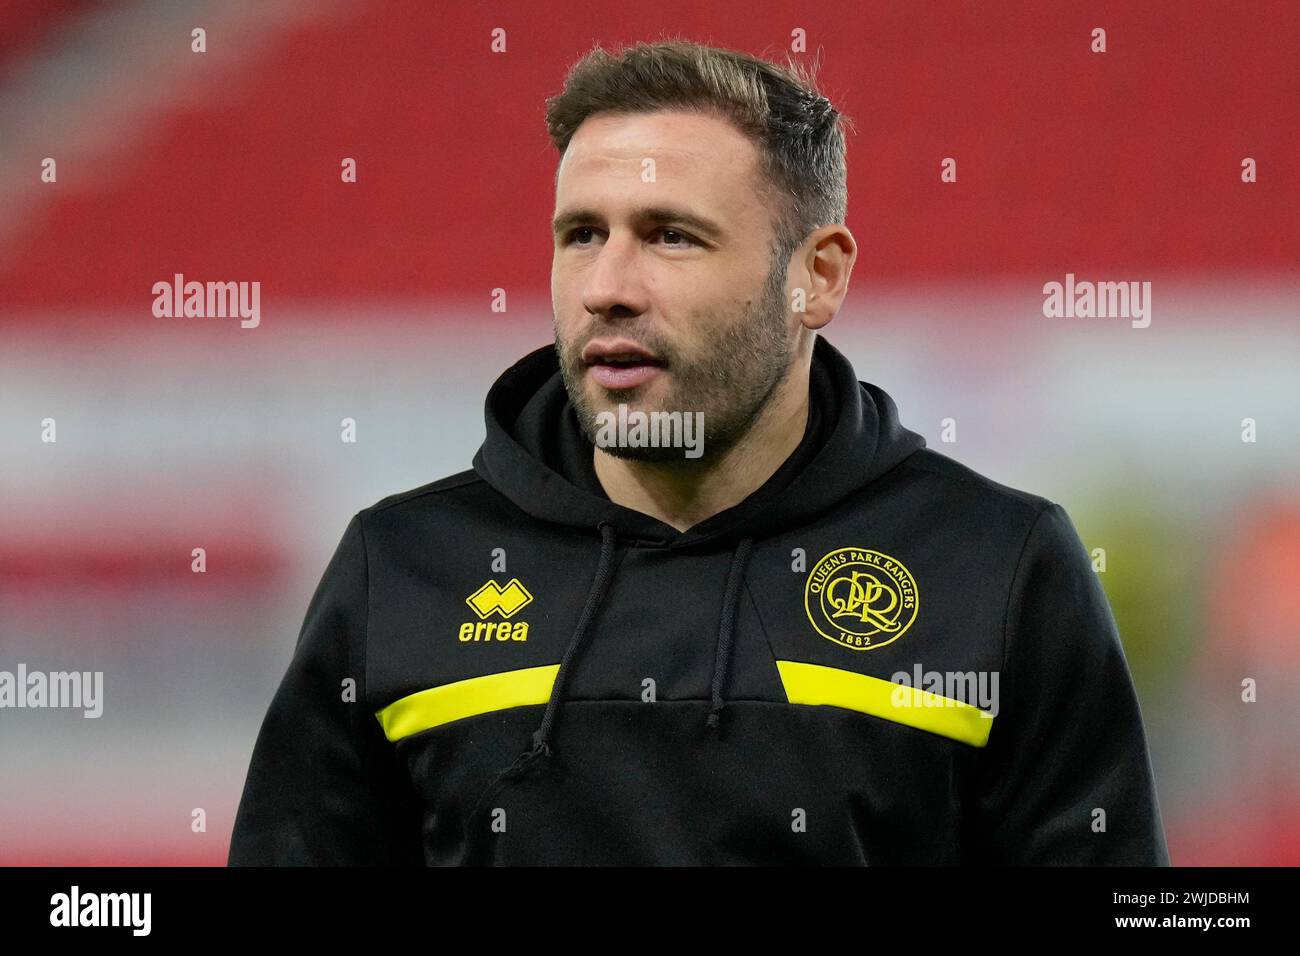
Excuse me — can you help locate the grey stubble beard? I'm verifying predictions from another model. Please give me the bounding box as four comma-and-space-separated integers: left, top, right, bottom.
554, 253, 796, 464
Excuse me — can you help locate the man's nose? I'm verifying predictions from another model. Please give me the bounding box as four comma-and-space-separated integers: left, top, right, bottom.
581, 231, 649, 319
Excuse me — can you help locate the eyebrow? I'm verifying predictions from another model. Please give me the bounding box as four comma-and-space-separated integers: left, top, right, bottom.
551, 206, 725, 242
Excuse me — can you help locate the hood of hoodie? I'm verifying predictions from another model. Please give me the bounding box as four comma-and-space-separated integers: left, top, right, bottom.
471, 334, 927, 551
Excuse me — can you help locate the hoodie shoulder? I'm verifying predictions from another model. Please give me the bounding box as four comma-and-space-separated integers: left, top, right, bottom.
894, 446, 1054, 519
361, 469, 485, 518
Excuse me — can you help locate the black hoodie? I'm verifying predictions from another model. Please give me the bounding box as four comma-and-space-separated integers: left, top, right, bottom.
229, 335, 1170, 865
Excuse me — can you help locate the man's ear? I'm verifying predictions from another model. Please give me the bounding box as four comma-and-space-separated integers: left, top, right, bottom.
793, 224, 857, 332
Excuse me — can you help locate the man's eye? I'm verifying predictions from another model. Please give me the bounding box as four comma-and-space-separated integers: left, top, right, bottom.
564, 226, 697, 247
656, 228, 696, 248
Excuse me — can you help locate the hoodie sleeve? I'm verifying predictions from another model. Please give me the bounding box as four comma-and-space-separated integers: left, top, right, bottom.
228, 512, 425, 865
967, 502, 1171, 865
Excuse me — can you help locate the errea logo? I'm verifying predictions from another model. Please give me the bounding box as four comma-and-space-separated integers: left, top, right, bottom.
459, 578, 533, 642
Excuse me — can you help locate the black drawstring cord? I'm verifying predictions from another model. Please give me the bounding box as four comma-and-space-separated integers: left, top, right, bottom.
706, 536, 754, 731
521, 519, 618, 765
466, 523, 756, 860
465, 521, 618, 840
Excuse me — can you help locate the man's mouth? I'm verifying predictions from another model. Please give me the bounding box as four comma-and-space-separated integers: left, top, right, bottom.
581, 340, 667, 389
586, 357, 664, 390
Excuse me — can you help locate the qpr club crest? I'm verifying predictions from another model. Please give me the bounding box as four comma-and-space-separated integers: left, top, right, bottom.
804, 547, 919, 651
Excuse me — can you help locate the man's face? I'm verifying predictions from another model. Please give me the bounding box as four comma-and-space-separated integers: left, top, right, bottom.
551, 109, 799, 462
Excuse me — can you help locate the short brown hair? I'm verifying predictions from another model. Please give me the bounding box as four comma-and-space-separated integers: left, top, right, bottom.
545, 38, 854, 270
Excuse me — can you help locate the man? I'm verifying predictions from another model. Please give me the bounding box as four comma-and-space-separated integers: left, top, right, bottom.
229, 40, 1170, 865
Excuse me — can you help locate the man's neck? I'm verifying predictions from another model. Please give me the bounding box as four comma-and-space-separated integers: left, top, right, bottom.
592, 366, 811, 533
